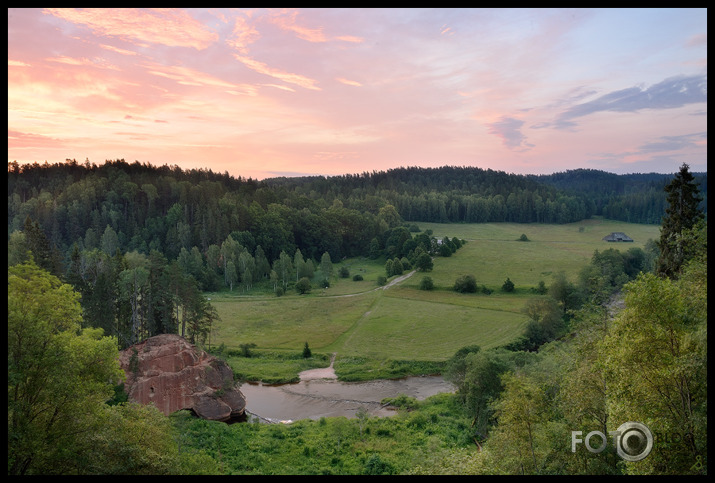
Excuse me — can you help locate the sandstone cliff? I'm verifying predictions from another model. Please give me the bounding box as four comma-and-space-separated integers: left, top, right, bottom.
118, 334, 245, 422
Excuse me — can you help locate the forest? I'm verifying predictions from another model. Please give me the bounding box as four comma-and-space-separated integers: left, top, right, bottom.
6, 160, 707, 349
7, 160, 708, 475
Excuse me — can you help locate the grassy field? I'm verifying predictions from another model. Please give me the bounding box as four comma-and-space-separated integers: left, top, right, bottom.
208, 218, 659, 380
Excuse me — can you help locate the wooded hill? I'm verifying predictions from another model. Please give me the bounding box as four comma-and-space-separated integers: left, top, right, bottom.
8, 160, 707, 265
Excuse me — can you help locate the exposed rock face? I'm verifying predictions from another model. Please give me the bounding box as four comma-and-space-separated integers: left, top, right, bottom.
118, 334, 245, 422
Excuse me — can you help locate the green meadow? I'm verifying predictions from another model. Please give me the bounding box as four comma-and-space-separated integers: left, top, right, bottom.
208, 218, 659, 381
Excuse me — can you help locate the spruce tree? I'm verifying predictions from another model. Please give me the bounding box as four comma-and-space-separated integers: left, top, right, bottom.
656, 163, 704, 279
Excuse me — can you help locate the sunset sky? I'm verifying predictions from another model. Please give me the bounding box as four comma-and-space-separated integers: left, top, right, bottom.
8, 8, 707, 180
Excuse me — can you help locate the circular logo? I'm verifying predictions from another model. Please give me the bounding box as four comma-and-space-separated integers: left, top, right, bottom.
615, 421, 653, 462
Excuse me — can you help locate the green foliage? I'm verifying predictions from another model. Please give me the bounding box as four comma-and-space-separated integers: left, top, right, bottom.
352, 274, 364, 281
8, 260, 206, 475
453, 274, 477, 293
419, 276, 434, 291
238, 342, 258, 357
598, 269, 707, 474
320, 251, 334, 279
502, 277, 515, 292
296, 277, 312, 294
518, 233, 530, 241
381, 393, 420, 410
302, 342, 312, 359
578, 247, 645, 304
438, 242, 453, 257
656, 163, 705, 278
414, 252, 433, 271
170, 392, 473, 475
364, 453, 396, 475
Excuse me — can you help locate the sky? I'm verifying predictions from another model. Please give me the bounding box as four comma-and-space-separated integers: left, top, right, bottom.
7, 8, 707, 180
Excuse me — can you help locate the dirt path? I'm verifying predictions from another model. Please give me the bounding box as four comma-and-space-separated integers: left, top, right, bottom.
327, 269, 417, 299
299, 352, 337, 381
382, 269, 417, 289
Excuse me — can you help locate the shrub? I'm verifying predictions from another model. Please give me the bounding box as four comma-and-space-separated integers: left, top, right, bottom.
239, 342, 257, 357
338, 266, 350, 278
381, 393, 419, 410
518, 234, 529, 241
377, 276, 387, 286
453, 274, 477, 293
364, 454, 395, 475
419, 276, 434, 291
296, 277, 312, 294
352, 274, 364, 281
502, 277, 515, 292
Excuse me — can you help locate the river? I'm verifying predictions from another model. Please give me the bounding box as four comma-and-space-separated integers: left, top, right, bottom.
239, 369, 454, 423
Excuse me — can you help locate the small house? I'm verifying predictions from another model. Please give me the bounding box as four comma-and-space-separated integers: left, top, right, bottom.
602, 232, 633, 242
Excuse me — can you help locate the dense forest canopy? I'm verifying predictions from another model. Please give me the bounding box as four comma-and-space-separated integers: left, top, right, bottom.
8, 161, 707, 257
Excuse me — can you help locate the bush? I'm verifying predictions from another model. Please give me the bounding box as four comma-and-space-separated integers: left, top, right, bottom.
352, 274, 363, 281
502, 277, 515, 292
377, 276, 387, 286
453, 274, 477, 293
419, 276, 434, 291
364, 453, 396, 475
532, 280, 548, 294
381, 393, 419, 410
239, 342, 257, 357
518, 233, 529, 241
338, 266, 350, 278
296, 277, 312, 294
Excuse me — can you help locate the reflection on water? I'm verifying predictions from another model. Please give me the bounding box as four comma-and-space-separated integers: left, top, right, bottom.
240, 376, 455, 423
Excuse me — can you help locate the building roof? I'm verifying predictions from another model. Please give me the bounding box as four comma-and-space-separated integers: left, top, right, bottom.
602, 232, 633, 242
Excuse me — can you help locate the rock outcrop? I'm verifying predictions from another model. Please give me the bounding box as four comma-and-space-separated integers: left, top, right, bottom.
118, 334, 246, 422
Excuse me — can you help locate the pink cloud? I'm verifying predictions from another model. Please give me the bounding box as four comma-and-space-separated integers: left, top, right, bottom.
8, 130, 65, 149
268, 9, 363, 44
336, 77, 362, 87
43, 8, 218, 50
233, 54, 321, 91
227, 15, 260, 54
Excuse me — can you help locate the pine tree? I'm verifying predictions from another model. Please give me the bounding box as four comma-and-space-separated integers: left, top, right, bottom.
656, 163, 704, 279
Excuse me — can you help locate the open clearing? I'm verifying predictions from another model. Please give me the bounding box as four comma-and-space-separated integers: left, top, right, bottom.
209, 219, 659, 362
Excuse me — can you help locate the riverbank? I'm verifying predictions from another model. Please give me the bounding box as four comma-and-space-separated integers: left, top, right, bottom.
239, 375, 455, 423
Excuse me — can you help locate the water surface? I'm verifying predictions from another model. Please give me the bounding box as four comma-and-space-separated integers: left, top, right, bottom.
240, 376, 454, 423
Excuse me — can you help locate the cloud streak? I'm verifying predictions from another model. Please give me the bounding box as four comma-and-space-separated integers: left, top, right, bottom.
553, 75, 707, 130
44, 8, 219, 49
